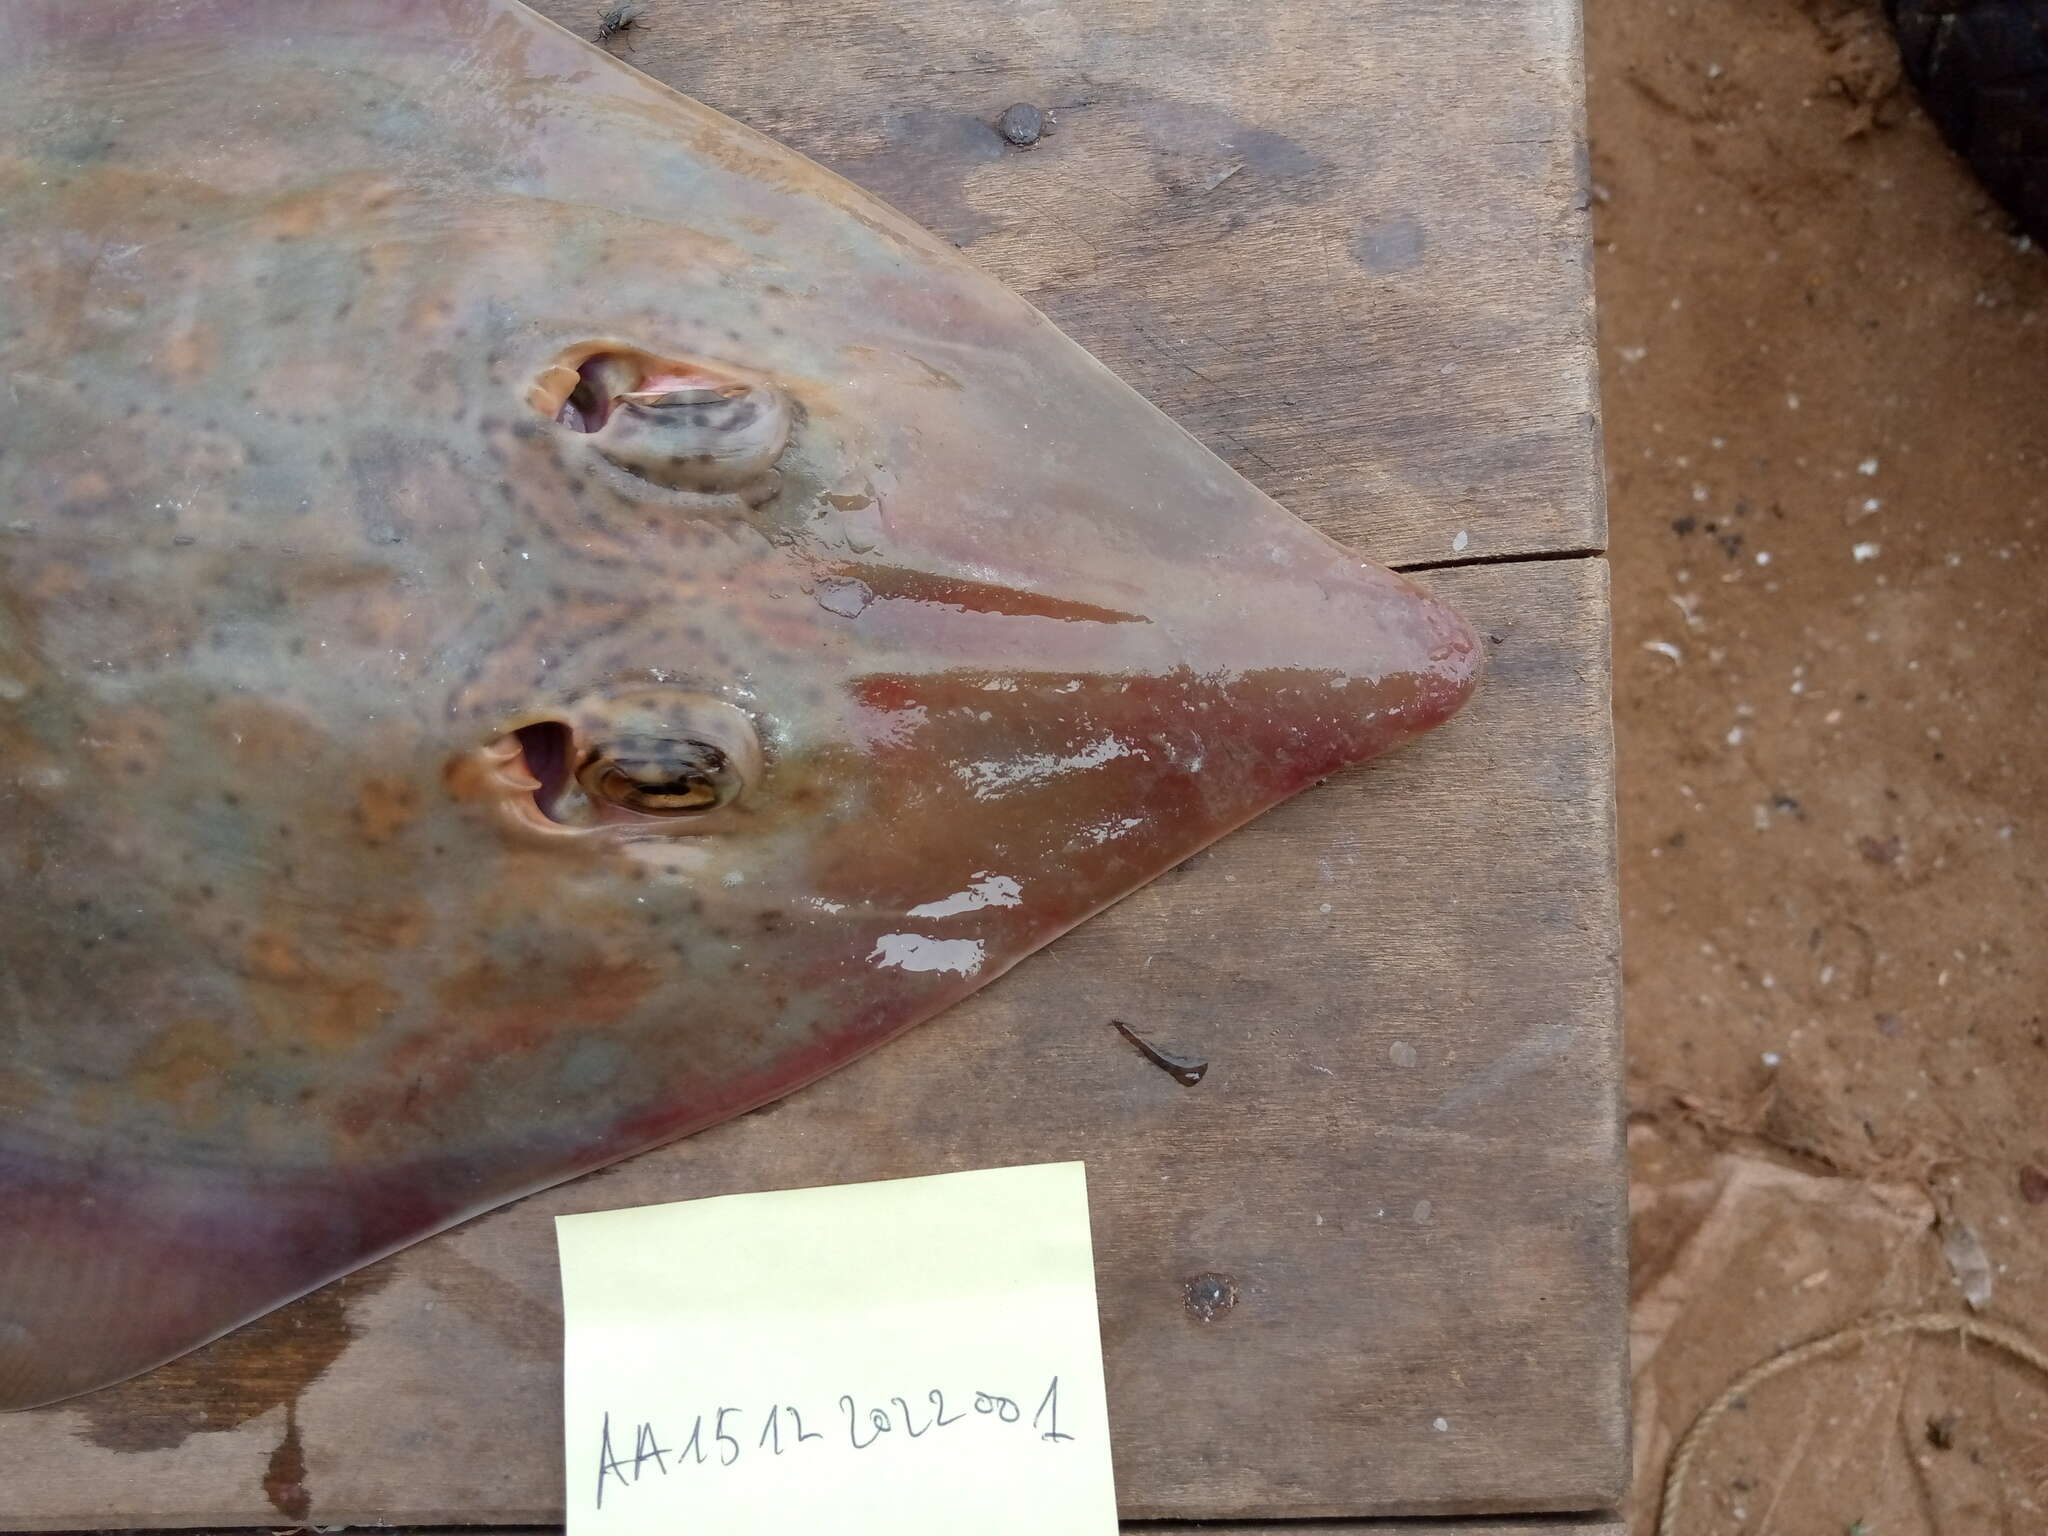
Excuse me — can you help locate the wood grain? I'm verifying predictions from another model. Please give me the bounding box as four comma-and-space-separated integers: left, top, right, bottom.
519, 0, 1604, 570
0, 559, 1624, 1527
78, 1524, 1627, 1535
1, 0, 1616, 1520
1142, 1524, 1625, 1535
309, 1524, 1626, 1536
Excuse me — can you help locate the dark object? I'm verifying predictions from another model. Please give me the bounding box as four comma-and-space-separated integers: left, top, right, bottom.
1182, 1272, 1237, 1322
1926, 1410, 1958, 1449
1886, 0, 2048, 242
593, 2, 642, 45
2020, 1163, 2048, 1204
1112, 1020, 1209, 1085
998, 102, 1046, 147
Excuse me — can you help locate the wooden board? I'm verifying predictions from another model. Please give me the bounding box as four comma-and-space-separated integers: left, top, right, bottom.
1, 0, 1617, 1523
1146, 1526, 1626, 1535
34, 1530, 1630, 1536
513, 0, 1603, 571
56, 1525, 1628, 1536
0, 559, 1624, 1527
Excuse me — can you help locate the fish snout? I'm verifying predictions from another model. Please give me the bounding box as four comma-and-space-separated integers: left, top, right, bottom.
1383, 575, 1484, 734
1301, 570, 1481, 769
1158, 555, 1483, 785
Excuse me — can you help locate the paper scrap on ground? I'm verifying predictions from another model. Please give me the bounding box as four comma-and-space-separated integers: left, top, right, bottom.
556, 1161, 1119, 1536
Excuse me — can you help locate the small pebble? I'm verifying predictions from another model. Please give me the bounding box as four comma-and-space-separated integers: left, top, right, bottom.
998, 103, 1045, 147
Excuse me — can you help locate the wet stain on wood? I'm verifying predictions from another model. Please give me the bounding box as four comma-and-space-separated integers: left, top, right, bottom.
262, 1399, 311, 1522
64, 1267, 389, 1453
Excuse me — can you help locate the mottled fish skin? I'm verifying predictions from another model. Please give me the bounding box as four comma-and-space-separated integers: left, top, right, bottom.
0, 0, 1480, 1410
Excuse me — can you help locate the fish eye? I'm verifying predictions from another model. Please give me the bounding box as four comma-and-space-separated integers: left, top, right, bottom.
458, 692, 765, 840
578, 734, 744, 815
527, 343, 791, 505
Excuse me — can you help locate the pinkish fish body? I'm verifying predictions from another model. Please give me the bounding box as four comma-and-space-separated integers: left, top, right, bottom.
0, 0, 1478, 1410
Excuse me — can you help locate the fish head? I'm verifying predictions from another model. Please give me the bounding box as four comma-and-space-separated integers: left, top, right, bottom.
415, 305, 1482, 1060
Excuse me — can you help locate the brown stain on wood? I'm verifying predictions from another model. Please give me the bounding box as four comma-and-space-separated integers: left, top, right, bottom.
68, 1267, 388, 1453
262, 1400, 311, 1522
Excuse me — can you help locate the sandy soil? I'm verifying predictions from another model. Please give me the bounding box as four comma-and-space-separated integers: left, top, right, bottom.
1588, 0, 2048, 1528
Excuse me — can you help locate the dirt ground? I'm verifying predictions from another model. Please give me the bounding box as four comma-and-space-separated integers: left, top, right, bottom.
1587, 0, 2048, 1529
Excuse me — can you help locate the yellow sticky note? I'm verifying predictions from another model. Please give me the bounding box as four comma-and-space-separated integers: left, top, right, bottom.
555, 1161, 1119, 1536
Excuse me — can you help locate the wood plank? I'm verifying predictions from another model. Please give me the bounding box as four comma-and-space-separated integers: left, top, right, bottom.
0, 558, 1623, 1527
303, 1524, 1629, 1536
67, 1524, 1629, 1536
1141, 1526, 1625, 1535
516, 0, 1603, 570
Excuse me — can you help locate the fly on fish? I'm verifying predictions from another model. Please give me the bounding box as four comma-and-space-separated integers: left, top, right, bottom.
0, 0, 1480, 1410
